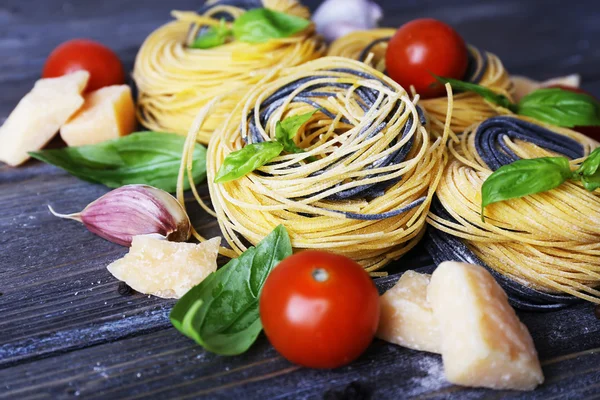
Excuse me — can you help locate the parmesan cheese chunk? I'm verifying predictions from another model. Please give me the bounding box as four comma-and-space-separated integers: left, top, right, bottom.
60, 85, 136, 147
0, 71, 89, 166
107, 235, 221, 299
377, 271, 441, 353
428, 262, 544, 391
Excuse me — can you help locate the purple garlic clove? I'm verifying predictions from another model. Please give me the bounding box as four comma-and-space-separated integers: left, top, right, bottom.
48, 184, 192, 246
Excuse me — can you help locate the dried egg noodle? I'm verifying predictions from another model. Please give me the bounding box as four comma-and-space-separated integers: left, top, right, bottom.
133, 0, 325, 144
427, 116, 600, 309
178, 56, 454, 271
327, 29, 514, 132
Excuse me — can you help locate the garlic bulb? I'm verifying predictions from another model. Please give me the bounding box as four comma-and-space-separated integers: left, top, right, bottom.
49, 184, 192, 246
313, 0, 383, 42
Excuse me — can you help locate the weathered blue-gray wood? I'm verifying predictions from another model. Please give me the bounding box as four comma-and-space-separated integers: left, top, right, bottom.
1, 0, 600, 398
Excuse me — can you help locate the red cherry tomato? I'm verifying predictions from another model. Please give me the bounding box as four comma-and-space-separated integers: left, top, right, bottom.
42, 39, 125, 92
259, 250, 380, 369
385, 18, 468, 99
548, 84, 600, 142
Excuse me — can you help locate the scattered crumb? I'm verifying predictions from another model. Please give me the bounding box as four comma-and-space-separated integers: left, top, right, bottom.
406, 356, 447, 397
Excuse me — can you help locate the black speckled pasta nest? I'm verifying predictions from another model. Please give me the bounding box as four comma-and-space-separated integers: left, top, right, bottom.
427, 116, 586, 311
243, 66, 429, 220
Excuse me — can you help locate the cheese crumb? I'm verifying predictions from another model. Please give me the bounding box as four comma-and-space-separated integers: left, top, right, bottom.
0, 71, 89, 166
107, 235, 221, 299
377, 271, 441, 353
428, 262, 544, 391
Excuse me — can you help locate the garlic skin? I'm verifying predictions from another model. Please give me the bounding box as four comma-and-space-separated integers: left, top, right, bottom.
49, 185, 191, 246
313, 0, 383, 42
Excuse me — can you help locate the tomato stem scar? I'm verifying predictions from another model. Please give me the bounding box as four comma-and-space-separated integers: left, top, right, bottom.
312, 268, 329, 282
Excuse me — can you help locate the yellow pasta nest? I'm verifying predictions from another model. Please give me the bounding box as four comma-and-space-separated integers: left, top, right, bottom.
428, 116, 600, 303
133, 0, 325, 144
179, 56, 453, 271
327, 29, 514, 133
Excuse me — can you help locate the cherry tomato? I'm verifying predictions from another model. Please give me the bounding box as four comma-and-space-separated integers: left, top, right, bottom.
259, 250, 380, 369
385, 18, 468, 99
42, 39, 125, 92
548, 84, 600, 142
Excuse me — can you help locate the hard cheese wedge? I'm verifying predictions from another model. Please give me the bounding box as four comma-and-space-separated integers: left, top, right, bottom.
60, 84, 136, 146
428, 262, 544, 391
377, 271, 441, 353
107, 235, 221, 299
0, 71, 89, 166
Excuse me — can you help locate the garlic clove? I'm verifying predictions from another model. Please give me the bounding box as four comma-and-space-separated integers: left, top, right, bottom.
49, 184, 191, 246
313, 0, 383, 42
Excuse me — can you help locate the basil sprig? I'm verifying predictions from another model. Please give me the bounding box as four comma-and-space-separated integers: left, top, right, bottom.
215, 110, 317, 183
481, 147, 600, 220
29, 132, 206, 193
435, 76, 517, 113
275, 109, 318, 155
232, 8, 310, 43
574, 147, 600, 191
519, 88, 600, 128
170, 225, 292, 355
214, 141, 283, 183
190, 8, 310, 49
191, 19, 231, 49
435, 76, 600, 128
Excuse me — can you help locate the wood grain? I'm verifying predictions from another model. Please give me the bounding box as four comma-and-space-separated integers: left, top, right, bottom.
1, 0, 600, 398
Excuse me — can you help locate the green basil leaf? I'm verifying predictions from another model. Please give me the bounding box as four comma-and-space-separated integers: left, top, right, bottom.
275, 109, 318, 156
232, 8, 310, 44
574, 147, 600, 191
434, 75, 518, 112
214, 141, 283, 183
581, 173, 600, 192
29, 131, 206, 193
190, 19, 232, 49
170, 225, 292, 355
518, 88, 600, 128
575, 147, 600, 177
481, 157, 572, 221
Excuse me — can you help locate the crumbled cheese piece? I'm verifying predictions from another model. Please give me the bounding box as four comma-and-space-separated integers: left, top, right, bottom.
377, 271, 441, 353
427, 261, 544, 391
107, 236, 221, 299
61, 84, 136, 146
0, 71, 89, 166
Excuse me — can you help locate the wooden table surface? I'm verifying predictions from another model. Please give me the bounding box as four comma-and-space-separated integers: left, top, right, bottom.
1, 0, 600, 398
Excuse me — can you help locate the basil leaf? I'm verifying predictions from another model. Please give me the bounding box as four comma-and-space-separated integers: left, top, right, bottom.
190, 19, 232, 49
275, 109, 318, 156
581, 173, 600, 192
481, 157, 572, 221
574, 147, 600, 191
232, 8, 310, 44
170, 225, 292, 355
518, 88, 600, 128
214, 141, 283, 183
29, 132, 206, 193
434, 75, 518, 112
575, 147, 600, 177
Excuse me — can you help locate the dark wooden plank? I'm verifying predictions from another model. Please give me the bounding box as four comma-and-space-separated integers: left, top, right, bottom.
1, 296, 598, 399
0, 172, 220, 367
